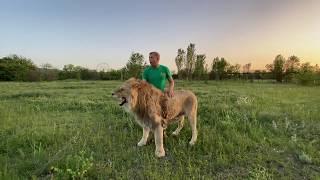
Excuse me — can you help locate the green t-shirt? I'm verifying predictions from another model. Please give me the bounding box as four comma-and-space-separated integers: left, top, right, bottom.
142, 65, 172, 91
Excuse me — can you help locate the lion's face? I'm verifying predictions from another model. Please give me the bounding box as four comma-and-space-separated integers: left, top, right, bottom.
112, 78, 138, 110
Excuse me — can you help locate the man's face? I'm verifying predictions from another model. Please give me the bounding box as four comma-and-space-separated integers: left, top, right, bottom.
149, 53, 159, 67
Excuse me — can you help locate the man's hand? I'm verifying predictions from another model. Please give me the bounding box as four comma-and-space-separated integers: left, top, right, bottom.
168, 88, 174, 97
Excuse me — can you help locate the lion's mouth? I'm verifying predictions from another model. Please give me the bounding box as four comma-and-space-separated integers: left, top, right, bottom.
119, 97, 127, 106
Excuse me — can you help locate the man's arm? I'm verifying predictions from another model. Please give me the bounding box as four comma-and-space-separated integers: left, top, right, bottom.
164, 66, 174, 97
168, 77, 174, 97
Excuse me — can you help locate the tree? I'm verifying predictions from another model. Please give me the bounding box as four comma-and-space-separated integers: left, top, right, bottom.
186, 43, 196, 80
125, 52, 145, 79
175, 49, 185, 79
227, 64, 241, 74
40, 63, 59, 81
80, 68, 99, 80
266, 54, 285, 82
273, 55, 286, 82
285, 56, 300, 72
0, 54, 37, 81
295, 62, 317, 85
204, 63, 209, 81
242, 63, 251, 73
265, 63, 273, 72
211, 57, 219, 80
284, 55, 300, 82
315, 64, 319, 72
211, 57, 228, 80
242, 63, 252, 80
227, 64, 241, 79
193, 54, 206, 80
100, 69, 122, 80
59, 64, 82, 80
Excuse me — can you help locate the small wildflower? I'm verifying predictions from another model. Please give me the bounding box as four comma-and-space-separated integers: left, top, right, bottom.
272, 120, 277, 129
291, 134, 297, 142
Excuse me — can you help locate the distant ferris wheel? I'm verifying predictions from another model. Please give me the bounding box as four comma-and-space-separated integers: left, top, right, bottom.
96, 63, 111, 72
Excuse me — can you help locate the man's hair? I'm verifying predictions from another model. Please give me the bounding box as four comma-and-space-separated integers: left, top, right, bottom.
149, 51, 160, 60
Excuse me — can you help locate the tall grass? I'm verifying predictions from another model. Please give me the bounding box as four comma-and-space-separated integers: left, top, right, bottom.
0, 81, 319, 179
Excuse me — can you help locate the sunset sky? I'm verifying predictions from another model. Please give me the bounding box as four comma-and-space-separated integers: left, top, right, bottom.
1, 0, 319, 71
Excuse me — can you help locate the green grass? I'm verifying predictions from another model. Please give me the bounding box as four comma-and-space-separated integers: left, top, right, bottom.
0, 80, 319, 179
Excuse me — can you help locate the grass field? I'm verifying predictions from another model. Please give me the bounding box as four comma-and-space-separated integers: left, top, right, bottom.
0, 80, 319, 179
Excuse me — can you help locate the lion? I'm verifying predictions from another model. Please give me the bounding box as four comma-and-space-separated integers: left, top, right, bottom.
112, 78, 198, 157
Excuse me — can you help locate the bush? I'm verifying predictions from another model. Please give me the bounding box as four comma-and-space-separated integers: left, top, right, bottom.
294, 63, 317, 85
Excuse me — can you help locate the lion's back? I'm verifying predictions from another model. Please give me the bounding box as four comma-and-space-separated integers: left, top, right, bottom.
170, 90, 197, 107
175, 90, 197, 99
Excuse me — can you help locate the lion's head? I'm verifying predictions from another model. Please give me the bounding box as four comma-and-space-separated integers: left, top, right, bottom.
112, 78, 164, 119
112, 78, 139, 110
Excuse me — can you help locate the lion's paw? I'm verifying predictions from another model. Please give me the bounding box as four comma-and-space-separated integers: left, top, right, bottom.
172, 131, 179, 136
137, 140, 147, 146
155, 149, 165, 158
189, 140, 196, 146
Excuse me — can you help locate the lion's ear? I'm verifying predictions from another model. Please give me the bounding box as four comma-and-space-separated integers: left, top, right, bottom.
127, 77, 136, 82
130, 79, 142, 89
126, 77, 139, 87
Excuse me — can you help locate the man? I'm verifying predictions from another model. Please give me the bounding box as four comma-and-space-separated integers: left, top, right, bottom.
142, 51, 174, 97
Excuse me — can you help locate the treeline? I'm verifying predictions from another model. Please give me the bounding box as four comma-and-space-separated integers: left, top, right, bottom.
0, 54, 145, 81
174, 43, 320, 85
1, 44, 320, 85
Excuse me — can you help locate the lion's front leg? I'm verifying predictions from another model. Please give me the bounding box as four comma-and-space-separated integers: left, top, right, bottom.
154, 125, 165, 157
137, 126, 150, 146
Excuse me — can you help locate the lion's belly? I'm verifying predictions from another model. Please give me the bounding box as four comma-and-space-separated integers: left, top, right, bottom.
166, 112, 185, 123
134, 113, 162, 129
165, 91, 196, 121
166, 105, 185, 121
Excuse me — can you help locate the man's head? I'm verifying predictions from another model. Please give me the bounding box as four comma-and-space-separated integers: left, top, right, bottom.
149, 52, 160, 68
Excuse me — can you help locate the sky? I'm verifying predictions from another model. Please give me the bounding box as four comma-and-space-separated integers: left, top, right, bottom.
1, 0, 319, 71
